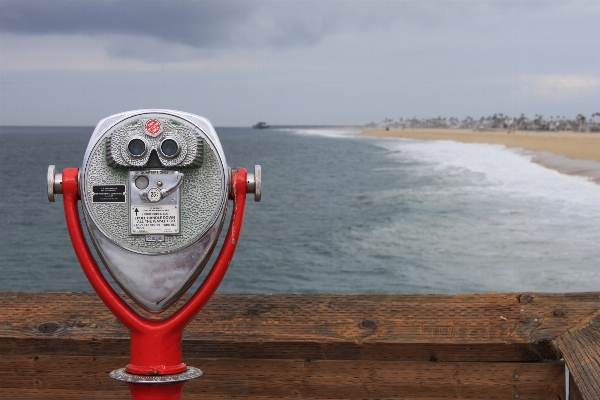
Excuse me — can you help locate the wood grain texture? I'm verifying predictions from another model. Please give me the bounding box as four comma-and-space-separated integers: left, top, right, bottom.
1, 292, 597, 360
0, 356, 565, 399
555, 312, 600, 400
1, 291, 597, 399
570, 373, 585, 400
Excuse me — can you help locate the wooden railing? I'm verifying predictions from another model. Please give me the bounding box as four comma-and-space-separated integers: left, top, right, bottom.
1, 292, 599, 399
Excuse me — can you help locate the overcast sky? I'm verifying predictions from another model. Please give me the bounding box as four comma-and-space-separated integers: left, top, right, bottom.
1, 0, 599, 126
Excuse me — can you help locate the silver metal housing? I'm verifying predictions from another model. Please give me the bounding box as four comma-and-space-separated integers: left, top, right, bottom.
109, 367, 203, 383
80, 110, 229, 312
47, 165, 63, 202
246, 165, 262, 202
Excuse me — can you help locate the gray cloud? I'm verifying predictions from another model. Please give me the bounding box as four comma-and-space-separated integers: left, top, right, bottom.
0, 1, 386, 49
0, 1, 253, 47
0, 1, 476, 52
1, 1, 598, 125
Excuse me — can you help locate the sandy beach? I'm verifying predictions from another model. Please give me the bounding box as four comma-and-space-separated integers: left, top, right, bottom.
362, 128, 600, 182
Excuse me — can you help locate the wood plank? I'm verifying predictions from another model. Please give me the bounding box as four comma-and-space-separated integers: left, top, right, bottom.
555, 312, 600, 400
0, 337, 549, 363
570, 373, 585, 400
2, 292, 586, 399
1, 292, 598, 362
0, 390, 130, 400
0, 356, 565, 399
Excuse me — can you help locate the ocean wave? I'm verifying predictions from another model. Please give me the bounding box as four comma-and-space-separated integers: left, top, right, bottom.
285, 128, 360, 139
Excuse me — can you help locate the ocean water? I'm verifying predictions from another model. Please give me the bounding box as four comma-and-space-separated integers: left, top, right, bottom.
1, 126, 599, 294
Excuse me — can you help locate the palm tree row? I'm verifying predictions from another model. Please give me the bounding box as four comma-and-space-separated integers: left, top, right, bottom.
368, 112, 600, 132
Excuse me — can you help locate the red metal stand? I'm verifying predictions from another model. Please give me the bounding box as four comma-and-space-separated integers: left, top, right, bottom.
61, 167, 248, 399
126, 382, 187, 400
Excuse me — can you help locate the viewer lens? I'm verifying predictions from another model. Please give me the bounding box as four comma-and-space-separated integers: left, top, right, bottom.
128, 139, 146, 157
160, 139, 179, 157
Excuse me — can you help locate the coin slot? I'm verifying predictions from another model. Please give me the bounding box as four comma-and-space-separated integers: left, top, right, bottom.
135, 175, 149, 190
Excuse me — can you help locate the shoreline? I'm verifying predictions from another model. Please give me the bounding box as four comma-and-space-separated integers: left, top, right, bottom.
361, 128, 600, 183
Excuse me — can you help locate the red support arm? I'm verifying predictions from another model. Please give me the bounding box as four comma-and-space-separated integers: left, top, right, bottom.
61, 167, 248, 375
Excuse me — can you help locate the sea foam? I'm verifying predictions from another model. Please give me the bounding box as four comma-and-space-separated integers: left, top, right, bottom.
286, 129, 600, 293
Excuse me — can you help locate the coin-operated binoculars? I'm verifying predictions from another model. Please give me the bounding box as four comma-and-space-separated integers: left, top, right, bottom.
47, 110, 261, 399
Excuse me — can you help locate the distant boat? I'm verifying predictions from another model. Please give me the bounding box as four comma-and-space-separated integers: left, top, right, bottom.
252, 122, 270, 129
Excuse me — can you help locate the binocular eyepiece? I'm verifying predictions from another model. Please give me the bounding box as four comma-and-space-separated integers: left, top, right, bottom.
48, 110, 260, 312
48, 109, 261, 395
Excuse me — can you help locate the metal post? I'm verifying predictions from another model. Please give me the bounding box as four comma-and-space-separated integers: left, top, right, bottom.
59, 167, 249, 399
